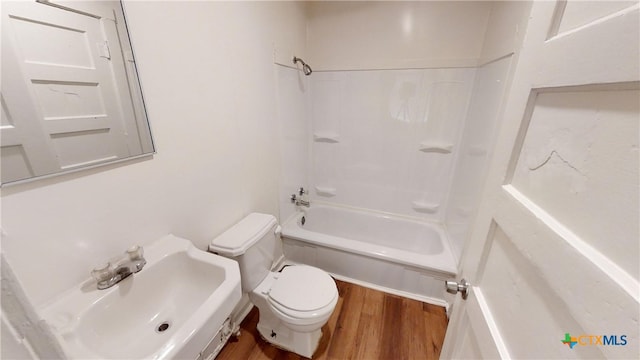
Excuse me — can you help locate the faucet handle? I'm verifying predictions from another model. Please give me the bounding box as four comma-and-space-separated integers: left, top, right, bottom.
298, 187, 308, 195
91, 263, 112, 282
127, 245, 144, 260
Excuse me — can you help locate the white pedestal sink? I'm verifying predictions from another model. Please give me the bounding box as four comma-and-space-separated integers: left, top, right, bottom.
40, 235, 241, 359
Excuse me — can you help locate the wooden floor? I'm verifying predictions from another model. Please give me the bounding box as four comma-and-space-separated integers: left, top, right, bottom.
216, 280, 449, 360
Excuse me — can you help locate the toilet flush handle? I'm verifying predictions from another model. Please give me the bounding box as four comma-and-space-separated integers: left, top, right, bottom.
275, 225, 282, 236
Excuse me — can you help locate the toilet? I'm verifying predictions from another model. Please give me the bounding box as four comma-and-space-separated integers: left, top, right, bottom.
209, 213, 338, 358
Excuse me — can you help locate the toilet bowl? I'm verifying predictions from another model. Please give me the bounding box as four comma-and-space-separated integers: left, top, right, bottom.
249, 265, 338, 356
209, 213, 338, 358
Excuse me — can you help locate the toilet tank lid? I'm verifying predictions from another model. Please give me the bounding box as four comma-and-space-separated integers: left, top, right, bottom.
209, 213, 278, 256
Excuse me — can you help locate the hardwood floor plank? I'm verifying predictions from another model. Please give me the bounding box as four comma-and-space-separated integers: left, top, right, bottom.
247, 337, 281, 360
313, 280, 347, 360
361, 287, 385, 316
423, 303, 448, 359
380, 294, 406, 360
353, 314, 381, 359
353, 289, 384, 359
326, 282, 367, 360
216, 280, 448, 360
403, 297, 428, 359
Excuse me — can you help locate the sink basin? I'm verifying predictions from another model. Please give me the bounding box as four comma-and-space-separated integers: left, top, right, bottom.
41, 235, 241, 359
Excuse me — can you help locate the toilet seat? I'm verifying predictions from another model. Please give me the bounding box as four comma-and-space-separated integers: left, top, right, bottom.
267, 266, 338, 321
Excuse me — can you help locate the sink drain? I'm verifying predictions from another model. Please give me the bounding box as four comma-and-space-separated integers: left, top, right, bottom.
156, 321, 171, 333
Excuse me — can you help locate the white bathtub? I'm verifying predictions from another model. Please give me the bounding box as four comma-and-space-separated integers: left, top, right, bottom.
281, 204, 457, 305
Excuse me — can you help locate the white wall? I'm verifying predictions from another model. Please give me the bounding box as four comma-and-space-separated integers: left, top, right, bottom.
306, 1, 492, 70
1, 1, 307, 309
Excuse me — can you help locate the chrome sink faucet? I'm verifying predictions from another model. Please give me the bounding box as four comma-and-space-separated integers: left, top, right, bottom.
91, 245, 146, 290
291, 187, 310, 207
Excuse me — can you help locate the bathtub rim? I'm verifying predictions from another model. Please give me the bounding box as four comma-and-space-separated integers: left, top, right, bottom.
298, 200, 448, 225
281, 203, 458, 276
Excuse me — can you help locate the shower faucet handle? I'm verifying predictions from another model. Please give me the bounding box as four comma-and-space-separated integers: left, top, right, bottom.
291, 188, 311, 207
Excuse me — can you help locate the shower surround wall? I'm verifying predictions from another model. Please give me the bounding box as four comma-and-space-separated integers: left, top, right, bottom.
278, 1, 529, 264
308, 69, 475, 220
444, 58, 512, 259
284, 2, 494, 224
445, 1, 533, 259
298, 1, 494, 239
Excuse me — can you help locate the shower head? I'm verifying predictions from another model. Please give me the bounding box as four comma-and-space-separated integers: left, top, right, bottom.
293, 56, 312, 76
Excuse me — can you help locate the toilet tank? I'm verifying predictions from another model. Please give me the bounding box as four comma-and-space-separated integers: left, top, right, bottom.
209, 213, 279, 292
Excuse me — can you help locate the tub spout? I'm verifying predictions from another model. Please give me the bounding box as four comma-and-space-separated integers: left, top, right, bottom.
291, 194, 310, 207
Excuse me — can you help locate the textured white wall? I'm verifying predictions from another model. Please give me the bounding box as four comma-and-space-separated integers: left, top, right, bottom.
0, 1, 307, 307
510, 89, 639, 281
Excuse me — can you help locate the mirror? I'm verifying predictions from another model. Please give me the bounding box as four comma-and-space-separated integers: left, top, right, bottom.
1, 0, 154, 185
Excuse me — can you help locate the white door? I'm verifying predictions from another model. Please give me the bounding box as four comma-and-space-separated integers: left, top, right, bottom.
1, 0, 142, 183
441, 2, 639, 359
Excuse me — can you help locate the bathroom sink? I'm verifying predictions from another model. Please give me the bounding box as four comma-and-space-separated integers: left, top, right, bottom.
41, 235, 241, 359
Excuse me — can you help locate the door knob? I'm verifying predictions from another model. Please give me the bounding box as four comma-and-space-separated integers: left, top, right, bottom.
445, 278, 470, 300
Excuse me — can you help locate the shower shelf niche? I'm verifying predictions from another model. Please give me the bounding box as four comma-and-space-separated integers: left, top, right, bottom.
313, 132, 340, 143
315, 186, 337, 197
411, 201, 440, 214
418, 141, 453, 154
